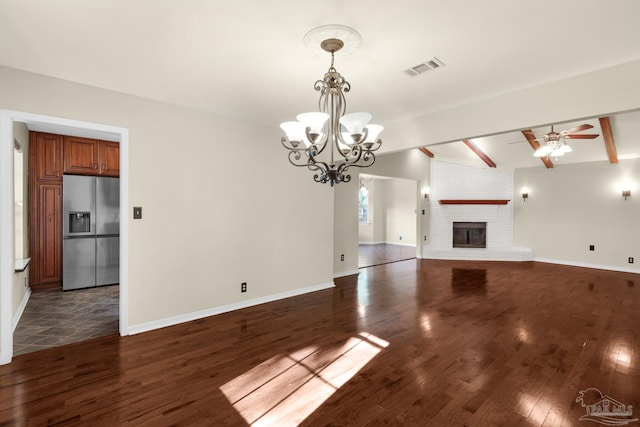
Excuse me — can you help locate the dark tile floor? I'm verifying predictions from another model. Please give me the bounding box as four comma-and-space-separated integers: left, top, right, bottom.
13, 285, 119, 356
358, 243, 416, 268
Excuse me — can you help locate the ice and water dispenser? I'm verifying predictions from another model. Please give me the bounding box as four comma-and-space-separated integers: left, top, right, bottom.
69, 212, 91, 234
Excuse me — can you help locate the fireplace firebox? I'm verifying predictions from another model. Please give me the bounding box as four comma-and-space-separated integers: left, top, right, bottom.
453, 222, 487, 248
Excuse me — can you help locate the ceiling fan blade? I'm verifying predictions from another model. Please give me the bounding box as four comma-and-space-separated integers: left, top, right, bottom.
564, 134, 599, 139
563, 124, 593, 134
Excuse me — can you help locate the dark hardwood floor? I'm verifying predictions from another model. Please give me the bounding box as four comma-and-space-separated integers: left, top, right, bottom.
0, 260, 638, 426
359, 243, 416, 268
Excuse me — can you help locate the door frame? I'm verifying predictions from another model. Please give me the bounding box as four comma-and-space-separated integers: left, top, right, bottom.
0, 110, 129, 364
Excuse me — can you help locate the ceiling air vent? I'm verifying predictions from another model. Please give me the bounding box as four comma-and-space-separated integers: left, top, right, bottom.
404, 57, 446, 77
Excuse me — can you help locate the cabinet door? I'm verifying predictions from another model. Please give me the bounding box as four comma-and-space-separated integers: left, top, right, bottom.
39, 183, 62, 286
99, 141, 120, 177
64, 136, 99, 175
30, 132, 63, 181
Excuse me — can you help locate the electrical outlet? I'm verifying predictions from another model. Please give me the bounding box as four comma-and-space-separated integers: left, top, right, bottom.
629, 257, 634, 264
133, 206, 142, 219
241, 282, 247, 292
399, 236, 403, 241
422, 209, 425, 215
589, 245, 595, 251
340, 254, 344, 261
424, 236, 427, 241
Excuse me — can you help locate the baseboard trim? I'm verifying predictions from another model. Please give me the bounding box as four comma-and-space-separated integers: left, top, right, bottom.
334, 269, 359, 278
534, 258, 640, 274
127, 281, 336, 336
12, 287, 31, 332
359, 241, 416, 248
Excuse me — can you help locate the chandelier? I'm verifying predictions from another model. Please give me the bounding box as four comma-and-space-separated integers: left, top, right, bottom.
280, 25, 383, 186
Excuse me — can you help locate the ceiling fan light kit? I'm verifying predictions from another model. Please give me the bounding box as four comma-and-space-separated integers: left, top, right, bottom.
280, 25, 383, 186
528, 124, 599, 158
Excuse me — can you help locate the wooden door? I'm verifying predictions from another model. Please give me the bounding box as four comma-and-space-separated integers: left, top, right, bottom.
38, 183, 62, 287
99, 141, 120, 177
64, 136, 99, 175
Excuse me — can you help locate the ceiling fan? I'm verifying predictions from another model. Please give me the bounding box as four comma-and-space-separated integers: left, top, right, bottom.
523, 124, 599, 157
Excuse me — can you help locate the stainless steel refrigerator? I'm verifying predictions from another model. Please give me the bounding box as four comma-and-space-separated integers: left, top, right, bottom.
63, 175, 119, 291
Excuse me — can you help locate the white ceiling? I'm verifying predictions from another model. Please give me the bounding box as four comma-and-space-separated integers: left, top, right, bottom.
1, 0, 639, 169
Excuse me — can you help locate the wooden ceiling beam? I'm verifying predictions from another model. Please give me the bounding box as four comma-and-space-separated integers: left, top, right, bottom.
598, 116, 618, 164
522, 130, 553, 169
462, 139, 496, 168
419, 147, 434, 158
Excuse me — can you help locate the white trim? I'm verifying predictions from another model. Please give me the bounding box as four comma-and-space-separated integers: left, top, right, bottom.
127, 281, 336, 336
423, 246, 533, 261
534, 258, 640, 274
358, 241, 417, 247
0, 109, 130, 365
0, 113, 13, 364
334, 269, 359, 278
12, 287, 31, 332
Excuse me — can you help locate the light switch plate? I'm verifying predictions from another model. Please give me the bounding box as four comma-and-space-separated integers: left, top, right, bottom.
133, 207, 142, 219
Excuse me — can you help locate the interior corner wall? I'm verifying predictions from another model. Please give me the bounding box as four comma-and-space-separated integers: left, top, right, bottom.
333, 178, 358, 277
0, 65, 335, 331
514, 159, 639, 272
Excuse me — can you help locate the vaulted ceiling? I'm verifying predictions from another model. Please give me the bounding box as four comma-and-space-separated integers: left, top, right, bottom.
0, 0, 639, 169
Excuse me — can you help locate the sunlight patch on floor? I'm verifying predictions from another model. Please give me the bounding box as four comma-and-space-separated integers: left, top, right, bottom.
220, 332, 389, 426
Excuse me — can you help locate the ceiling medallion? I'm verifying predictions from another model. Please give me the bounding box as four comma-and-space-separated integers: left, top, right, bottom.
280, 25, 382, 186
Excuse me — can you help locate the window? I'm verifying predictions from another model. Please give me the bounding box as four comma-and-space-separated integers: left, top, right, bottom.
358, 186, 369, 223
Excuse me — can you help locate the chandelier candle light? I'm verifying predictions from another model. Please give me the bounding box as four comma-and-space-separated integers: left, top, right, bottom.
280, 25, 383, 186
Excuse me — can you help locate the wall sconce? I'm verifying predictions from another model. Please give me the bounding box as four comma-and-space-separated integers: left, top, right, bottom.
423, 186, 430, 201
521, 187, 529, 202
622, 189, 631, 200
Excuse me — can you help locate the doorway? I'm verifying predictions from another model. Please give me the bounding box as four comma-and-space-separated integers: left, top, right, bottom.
357, 175, 418, 268
0, 110, 129, 364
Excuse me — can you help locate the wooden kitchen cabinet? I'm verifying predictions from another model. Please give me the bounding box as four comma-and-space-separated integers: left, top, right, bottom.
99, 140, 120, 177
38, 183, 62, 286
30, 183, 62, 289
29, 132, 64, 290
30, 132, 63, 182
64, 136, 119, 177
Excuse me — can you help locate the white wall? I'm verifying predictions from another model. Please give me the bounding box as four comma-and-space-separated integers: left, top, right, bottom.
514, 159, 639, 272
12, 122, 29, 324
333, 179, 358, 277
0, 65, 334, 336
382, 179, 417, 246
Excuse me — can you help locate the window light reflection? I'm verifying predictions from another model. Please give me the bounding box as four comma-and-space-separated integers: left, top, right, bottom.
608, 343, 632, 370
220, 332, 389, 426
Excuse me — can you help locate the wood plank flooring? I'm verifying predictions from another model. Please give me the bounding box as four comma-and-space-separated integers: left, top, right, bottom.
359, 243, 416, 268
0, 260, 638, 426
